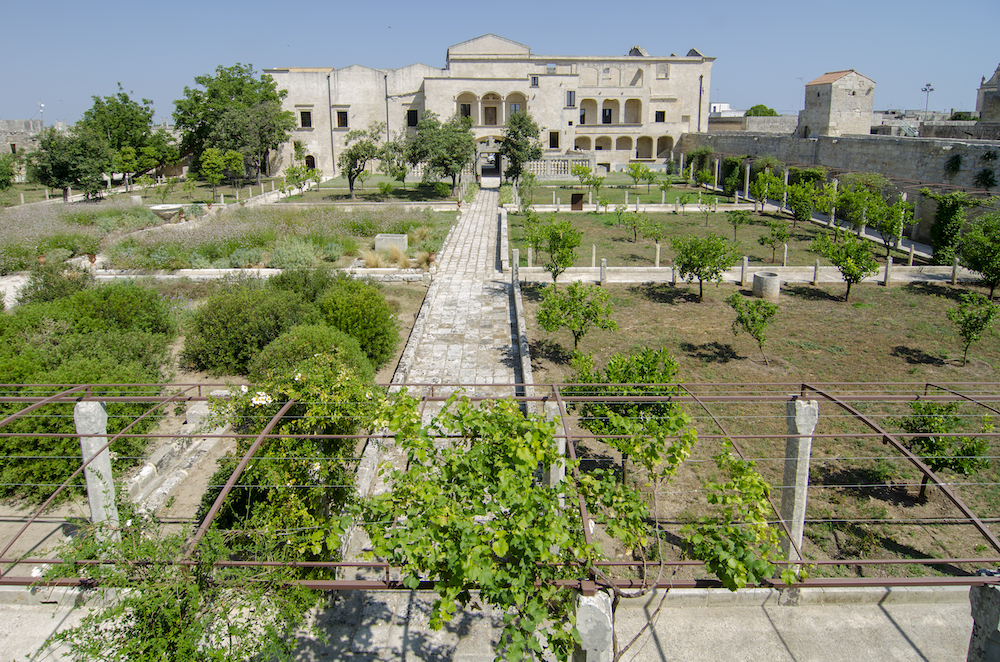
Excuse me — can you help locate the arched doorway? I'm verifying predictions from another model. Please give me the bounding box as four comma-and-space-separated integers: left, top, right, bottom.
615, 136, 632, 152
574, 136, 592, 151
636, 137, 653, 159
656, 136, 674, 158
305, 155, 316, 169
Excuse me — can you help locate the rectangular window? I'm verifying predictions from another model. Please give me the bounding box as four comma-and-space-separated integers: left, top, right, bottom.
510, 103, 522, 115
579, 110, 586, 125
602, 109, 612, 124
655, 110, 665, 123
530, 75, 539, 87
407, 109, 418, 127
9, 144, 15, 155
549, 131, 559, 149
566, 91, 576, 107
484, 106, 498, 126
337, 110, 348, 128
299, 110, 312, 128
460, 103, 472, 118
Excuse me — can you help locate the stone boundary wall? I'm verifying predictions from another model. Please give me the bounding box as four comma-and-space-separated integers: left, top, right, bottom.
678, 132, 999, 190
708, 115, 799, 134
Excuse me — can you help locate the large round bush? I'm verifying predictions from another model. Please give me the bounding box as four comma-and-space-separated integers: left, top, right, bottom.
182, 284, 317, 375
317, 277, 398, 367
249, 324, 374, 383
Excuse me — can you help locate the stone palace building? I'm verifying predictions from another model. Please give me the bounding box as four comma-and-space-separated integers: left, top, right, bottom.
264, 34, 714, 178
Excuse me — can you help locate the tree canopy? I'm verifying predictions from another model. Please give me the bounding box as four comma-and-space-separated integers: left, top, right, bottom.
671, 233, 741, 301
499, 111, 542, 184
410, 112, 475, 193
337, 124, 384, 199
173, 63, 292, 175
959, 211, 1000, 299
76, 86, 155, 155
745, 105, 778, 117
27, 127, 111, 200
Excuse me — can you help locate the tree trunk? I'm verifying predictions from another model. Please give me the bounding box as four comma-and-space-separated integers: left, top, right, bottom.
844, 281, 853, 301
62, 187, 69, 203
918, 474, 930, 502
698, 278, 704, 301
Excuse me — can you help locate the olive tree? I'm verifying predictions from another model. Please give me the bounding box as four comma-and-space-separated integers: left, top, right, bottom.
671, 233, 741, 302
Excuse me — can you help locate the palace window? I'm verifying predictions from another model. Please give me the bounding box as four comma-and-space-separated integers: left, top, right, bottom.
530, 75, 539, 87
299, 111, 312, 128
407, 109, 419, 127
549, 131, 560, 149
655, 111, 665, 123
337, 111, 348, 128
566, 91, 576, 107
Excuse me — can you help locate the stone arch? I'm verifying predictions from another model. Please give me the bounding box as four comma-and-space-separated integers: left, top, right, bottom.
595, 136, 612, 151
574, 136, 592, 151
636, 137, 653, 159
616, 136, 633, 151
624, 99, 642, 124
457, 92, 478, 123
580, 98, 599, 125
656, 136, 674, 158
602, 99, 620, 125
481, 93, 502, 126
505, 92, 527, 119
304, 155, 316, 170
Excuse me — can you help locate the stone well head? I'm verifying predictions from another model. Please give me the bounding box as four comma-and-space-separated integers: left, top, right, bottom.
753, 271, 780, 301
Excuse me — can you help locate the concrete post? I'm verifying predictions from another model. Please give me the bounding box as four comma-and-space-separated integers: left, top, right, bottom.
735, 191, 740, 204
575, 590, 613, 662
589, 191, 592, 205
780, 398, 818, 563
968, 579, 1000, 662
679, 153, 685, 176
698, 190, 702, 205
661, 190, 665, 204
715, 196, 719, 212
600, 258, 607, 287
909, 244, 915, 266
782, 243, 788, 267
542, 401, 564, 486
235, 189, 239, 202
782, 169, 789, 210
512, 249, 519, 281
813, 259, 820, 286
552, 191, 556, 205
953, 256, 960, 286
672, 265, 678, 286
714, 157, 720, 190
592, 244, 596, 268
247, 186, 252, 199
75, 402, 120, 542
743, 164, 750, 200
556, 197, 560, 212
68, 186, 72, 200
635, 197, 639, 212
45, 188, 49, 200
674, 199, 680, 213
221, 194, 225, 205
625, 191, 629, 206
883, 256, 893, 287
829, 179, 838, 227
261, 183, 265, 197
271, 181, 275, 191
20, 193, 25, 205
655, 243, 661, 268
528, 247, 533, 268
741, 256, 749, 287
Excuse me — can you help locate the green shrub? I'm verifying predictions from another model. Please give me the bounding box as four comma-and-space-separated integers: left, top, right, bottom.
249, 324, 374, 383
182, 283, 318, 375
268, 265, 337, 303
70, 281, 174, 334
433, 182, 451, 198
17, 262, 94, 305
266, 238, 318, 269
317, 276, 398, 367
227, 248, 263, 268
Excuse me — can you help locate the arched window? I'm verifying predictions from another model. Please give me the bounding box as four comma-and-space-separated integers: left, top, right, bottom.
305, 155, 316, 170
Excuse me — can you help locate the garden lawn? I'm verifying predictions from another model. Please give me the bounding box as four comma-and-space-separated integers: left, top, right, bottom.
281, 174, 461, 203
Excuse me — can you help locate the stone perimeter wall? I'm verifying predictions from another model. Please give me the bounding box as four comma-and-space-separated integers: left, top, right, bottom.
678, 132, 998, 191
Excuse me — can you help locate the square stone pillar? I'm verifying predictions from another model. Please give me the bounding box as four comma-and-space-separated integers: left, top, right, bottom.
780, 398, 818, 563
75, 401, 120, 542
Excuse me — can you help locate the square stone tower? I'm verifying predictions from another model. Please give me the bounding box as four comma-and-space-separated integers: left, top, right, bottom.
796, 70, 875, 138
977, 64, 1000, 121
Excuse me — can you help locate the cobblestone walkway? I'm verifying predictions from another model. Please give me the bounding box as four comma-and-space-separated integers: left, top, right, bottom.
401, 178, 520, 399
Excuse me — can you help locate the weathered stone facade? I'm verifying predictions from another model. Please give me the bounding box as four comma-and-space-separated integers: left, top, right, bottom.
1, 120, 44, 157
796, 70, 875, 138
265, 35, 714, 177
977, 64, 1000, 122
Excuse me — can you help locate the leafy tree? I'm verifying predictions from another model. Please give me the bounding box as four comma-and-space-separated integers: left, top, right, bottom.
749, 170, 783, 213
947, 291, 999, 366
787, 166, 827, 186
641, 168, 659, 193
687, 145, 714, 174
868, 195, 912, 258
920, 188, 993, 265
725, 292, 779, 366
76, 85, 155, 155
199, 147, 244, 198
726, 209, 751, 241
745, 104, 778, 117
378, 132, 411, 184
814, 233, 879, 301
640, 217, 666, 246
892, 401, 991, 501
959, 211, 1000, 298
537, 281, 616, 350
543, 216, 581, 284
623, 212, 648, 243
758, 220, 789, 263
411, 112, 476, 193
337, 123, 384, 199
173, 63, 290, 171
517, 172, 538, 214
113, 146, 139, 192
209, 99, 295, 182
671, 233, 741, 301
625, 162, 651, 188
28, 127, 112, 201
0, 152, 22, 192
571, 163, 591, 188
499, 110, 542, 184
786, 181, 816, 227
837, 172, 890, 232
586, 172, 605, 197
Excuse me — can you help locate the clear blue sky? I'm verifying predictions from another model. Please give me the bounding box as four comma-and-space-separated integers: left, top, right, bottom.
4, 0, 995, 126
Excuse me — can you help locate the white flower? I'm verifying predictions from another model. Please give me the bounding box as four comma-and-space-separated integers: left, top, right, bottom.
365, 391, 372, 400
294, 372, 302, 381
125, 519, 133, 527
240, 385, 249, 394
30, 564, 50, 578
251, 391, 273, 407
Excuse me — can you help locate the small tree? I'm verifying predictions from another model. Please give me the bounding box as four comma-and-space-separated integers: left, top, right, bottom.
726, 209, 751, 241
640, 217, 665, 247
499, 110, 542, 184
537, 281, 617, 350
625, 163, 651, 189
571, 163, 591, 188
814, 233, 879, 301
786, 181, 816, 227
725, 293, 779, 366
959, 211, 1000, 299
920, 189, 992, 266
517, 172, 538, 214
544, 216, 581, 284
379, 133, 410, 184
868, 195, 912, 258
338, 123, 383, 199
586, 173, 605, 197
749, 170, 783, 213
672, 233, 741, 302
947, 291, 999, 366
758, 220, 790, 263
623, 212, 646, 243
199, 147, 243, 199
0, 152, 20, 193
892, 401, 991, 501
641, 168, 659, 193
745, 104, 778, 117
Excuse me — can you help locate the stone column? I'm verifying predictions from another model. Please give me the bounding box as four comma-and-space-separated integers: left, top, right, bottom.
635, 197, 639, 212
780, 398, 818, 563
592, 244, 596, 268
883, 256, 893, 287
589, 191, 592, 205
743, 164, 750, 200
625, 191, 629, 206
968, 579, 1000, 662
600, 258, 607, 287
782, 169, 789, 210
714, 157, 720, 190
575, 591, 613, 662
542, 400, 564, 486
672, 264, 678, 286
679, 153, 685, 176
661, 190, 665, 204
813, 259, 820, 286
528, 247, 533, 268
909, 244, 915, 266
75, 402, 120, 542
782, 243, 788, 267
741, 256, 749, 287
829, 179, 838, 227
655, 244, 661, 268
512, 249, 519, 283
953, 256, 960, 286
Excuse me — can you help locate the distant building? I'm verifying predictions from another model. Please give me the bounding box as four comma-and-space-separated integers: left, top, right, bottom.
796, 70, 875, 138
977, 64, 1000, 121
1, 119, 45, 156
265, 34, 715, 177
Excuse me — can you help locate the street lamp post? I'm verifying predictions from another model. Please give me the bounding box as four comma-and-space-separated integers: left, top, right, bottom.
921, 83, 934, 116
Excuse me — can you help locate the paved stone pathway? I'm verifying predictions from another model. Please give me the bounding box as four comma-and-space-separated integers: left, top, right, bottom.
401, 177, 519, 399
